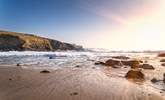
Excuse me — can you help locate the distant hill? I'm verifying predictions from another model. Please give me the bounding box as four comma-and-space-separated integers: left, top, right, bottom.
0, 30, 83, 51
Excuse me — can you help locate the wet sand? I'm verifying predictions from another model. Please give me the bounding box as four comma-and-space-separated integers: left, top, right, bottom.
0, 66, 164, 100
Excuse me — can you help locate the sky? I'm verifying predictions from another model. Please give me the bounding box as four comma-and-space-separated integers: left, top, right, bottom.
0, 0, 165, 50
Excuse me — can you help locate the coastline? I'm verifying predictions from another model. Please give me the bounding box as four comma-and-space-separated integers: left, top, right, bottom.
0, 66, 164, 100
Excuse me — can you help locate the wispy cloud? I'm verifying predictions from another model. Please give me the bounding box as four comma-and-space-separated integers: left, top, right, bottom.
77, 0, 161, 25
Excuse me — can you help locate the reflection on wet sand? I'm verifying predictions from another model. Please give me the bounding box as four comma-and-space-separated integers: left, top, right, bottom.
0, 66, 164, 100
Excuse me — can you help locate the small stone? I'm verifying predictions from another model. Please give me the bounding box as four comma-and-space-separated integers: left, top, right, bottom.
75, 65, 80, 68
163, 73, 165, 84
161, 63, 165, 66
70, 92, 78, 96
94, 61, 105, 65
16, 63, 20, 66
40, 70, 50, 73
151, 78, 159, 83
144, 60, 148, 63
9, 78, 12, 80
49, 56, 54, 59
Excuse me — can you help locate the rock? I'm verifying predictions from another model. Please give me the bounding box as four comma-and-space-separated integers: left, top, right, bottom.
121, 60, 141, 68
75, 65, 80, 68
104, 59, 142, 68
161, 63, 165, 66
0, 30, 83, 51
112, 56, 130, 60
94, 61, 105, 65
125, 69, 145, 80
139, 64, 155, 70
40, 70, 50, 73
105, 59, 122, 68
144, 60, 148, 63
49, 56, 55, 59
70, 92, 78, 96
0, 34, 25, 51
151, 78, 159, 83
9, 78, 12, 81
163, 73, 165, 84
16, 63, 20, 66
160, 59, 165, 62
158, 53, 165, 57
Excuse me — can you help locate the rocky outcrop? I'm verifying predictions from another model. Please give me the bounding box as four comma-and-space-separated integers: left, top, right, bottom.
96, 58, 143, 69
158, 53, 165, 57
105, 59, 121, 67
121, 60, 142, 68
0, 30, 83, 51
0, 34, 25, 51
125, 69, 145, 81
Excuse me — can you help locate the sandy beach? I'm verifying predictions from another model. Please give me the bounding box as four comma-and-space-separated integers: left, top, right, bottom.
0, 66, 164, 100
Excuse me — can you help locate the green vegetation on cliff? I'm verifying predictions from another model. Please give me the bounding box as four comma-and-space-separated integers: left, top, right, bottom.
0, 30, 83, 51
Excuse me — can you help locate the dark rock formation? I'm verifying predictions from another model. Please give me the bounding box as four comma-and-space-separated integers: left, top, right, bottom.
125, 69, 144, 80
121, 60, 142, 68
158, 53, 165, 57
139, 64, 155, 70
0, 34, 25, 51
0, 30, 83, 51
160, 59, 165, 62
104, 59, 122, 67
97, 59, 143, 69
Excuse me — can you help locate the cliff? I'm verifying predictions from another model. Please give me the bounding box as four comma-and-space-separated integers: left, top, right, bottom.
0, 30, 83, 51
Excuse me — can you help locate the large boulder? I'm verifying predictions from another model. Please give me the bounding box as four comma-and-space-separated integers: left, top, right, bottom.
121, 60, 142, 68
104, 59, 121, 68
139, 64, 155, 70
125, 69, 145, 81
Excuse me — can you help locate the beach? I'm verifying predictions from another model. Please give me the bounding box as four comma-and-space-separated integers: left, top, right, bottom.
0, 65, 164, 100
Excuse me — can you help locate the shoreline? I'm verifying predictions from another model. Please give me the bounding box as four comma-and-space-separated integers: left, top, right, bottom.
0, 66, 164, 100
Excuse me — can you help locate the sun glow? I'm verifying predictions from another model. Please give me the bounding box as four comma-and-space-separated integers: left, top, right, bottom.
78, 0, 165, 50
104, 1, 165, 51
